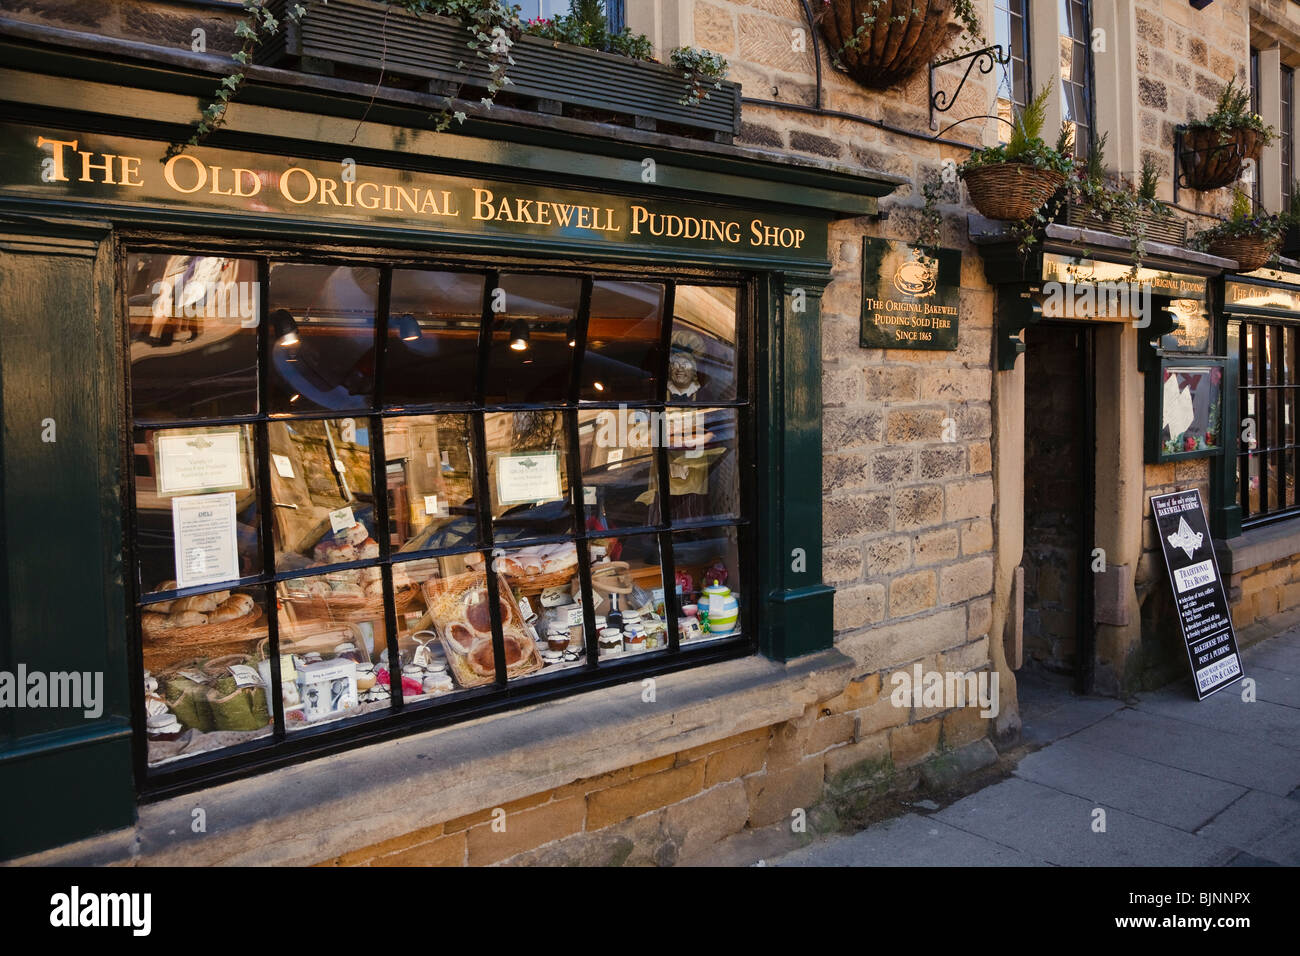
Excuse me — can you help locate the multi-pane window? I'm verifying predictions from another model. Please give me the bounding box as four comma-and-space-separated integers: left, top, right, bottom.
994, 0, 1032, 143
1058, 0, 1094, 157
126, 249, 750, 772
1236, 319, 1300, 524
1252, 48, 1262, 208
524, 0, 624, 24
1283, 66, 1294, 211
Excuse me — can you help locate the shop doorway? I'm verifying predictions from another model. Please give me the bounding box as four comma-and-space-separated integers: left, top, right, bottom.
1021, 322, 1096, 692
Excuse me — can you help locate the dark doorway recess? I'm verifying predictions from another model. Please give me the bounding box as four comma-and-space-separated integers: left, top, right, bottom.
1021, 322, 1096, 692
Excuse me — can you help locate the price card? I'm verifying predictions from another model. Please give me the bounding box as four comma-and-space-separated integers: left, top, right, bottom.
329, 505, 355, 534
583, 486, 597, 506
228, 664, 263, 688
272, 454, 295, 479
424, 494, 441, 516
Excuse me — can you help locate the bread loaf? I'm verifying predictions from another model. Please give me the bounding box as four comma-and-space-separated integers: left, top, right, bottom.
142, 612, 173, 637
170, 610, 209, 628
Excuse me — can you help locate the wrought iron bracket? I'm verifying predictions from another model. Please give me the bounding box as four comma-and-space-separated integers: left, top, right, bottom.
929, 45, 1010, 131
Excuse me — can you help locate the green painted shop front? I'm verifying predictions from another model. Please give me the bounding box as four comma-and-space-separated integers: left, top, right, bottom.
0, 31, 900, 858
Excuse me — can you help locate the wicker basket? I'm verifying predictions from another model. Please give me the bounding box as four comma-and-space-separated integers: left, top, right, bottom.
816, 0, 961, 90
962, 164, 1066, 221
421, 570, 542, 687
1207, 235, 1280, 272
1179, 126, 1262, 191
142, 605, 268, 671
1064, 204, 1188, 246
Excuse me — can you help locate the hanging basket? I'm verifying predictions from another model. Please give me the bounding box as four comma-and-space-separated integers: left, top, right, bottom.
816, 0, 962, 90
961, 164, 1066, 221
1206, 234, 1279, 272
1179, 126, 1263, 191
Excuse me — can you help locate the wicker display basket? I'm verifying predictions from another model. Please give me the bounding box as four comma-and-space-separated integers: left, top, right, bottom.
1179, 126, 1263, 191
817, 0, 961, 90
142, 605, 268, 671
962, 164, 1066, 221
422, 570, 542, 688
1207, 235, 1280, 272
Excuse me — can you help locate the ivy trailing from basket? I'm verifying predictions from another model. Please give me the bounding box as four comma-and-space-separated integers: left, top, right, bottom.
1189, 186, 1287, 250
670, 47, 730, 106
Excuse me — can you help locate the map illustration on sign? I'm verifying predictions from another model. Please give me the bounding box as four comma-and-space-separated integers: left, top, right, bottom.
1167, 516, 1203, 559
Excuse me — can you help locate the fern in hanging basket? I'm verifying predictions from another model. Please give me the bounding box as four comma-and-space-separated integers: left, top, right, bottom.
959, 82, 1073, 222
816, 0, 982, 90
1180, 79, 1276, 192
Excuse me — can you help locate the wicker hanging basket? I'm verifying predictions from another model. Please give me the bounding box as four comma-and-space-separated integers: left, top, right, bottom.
1179, 126, 1263, 191
817, 0, 962, 90
1206, 234, 1279, 272
961, 163, 1067, 221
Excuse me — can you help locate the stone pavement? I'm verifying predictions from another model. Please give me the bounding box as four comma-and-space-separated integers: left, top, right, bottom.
771, 627, 1300, 867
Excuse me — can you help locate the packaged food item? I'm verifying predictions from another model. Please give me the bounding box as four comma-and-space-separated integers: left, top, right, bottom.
147, 713, 184, 741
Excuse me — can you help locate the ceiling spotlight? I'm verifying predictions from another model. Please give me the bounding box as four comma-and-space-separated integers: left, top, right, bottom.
509, 318, 530, 352
566, 320, 578, 348
288, 392, 301, 404
397, 313, 422, 343
593, 381, 605, 392
270, 308, 300, 347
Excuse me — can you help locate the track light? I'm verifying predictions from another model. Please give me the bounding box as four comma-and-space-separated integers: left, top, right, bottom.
567, 320, 578, 348
397, 313, 422, 342
270, 308, 300, 347
509, 318, 530, 351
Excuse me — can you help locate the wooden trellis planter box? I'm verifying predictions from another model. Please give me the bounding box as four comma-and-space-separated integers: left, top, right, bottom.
256, 0, 742, 142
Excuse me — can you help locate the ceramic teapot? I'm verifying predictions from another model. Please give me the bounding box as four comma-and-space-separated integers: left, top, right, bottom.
703, 580, 739, 635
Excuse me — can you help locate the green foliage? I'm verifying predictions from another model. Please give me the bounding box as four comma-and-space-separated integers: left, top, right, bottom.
1007, 80, 1052, 159
522, 0, 655, 61
1186, 76, 1277, 146
1138, 155, 1160, 202
1190, 186, 1285, 248
960, 81, 1075, 179
670, 47, 730, 106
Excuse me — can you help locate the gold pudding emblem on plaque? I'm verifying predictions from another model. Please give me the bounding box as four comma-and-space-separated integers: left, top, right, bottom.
894, 250, 938, 298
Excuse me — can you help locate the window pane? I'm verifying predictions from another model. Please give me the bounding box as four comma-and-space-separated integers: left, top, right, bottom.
485, 410, 573, 542
672, 526, 743, 645
666, 407, 741, 524
143, 584, 272, 767
269, 418, 377, 571
588, 534, 669, 659
385, 270, 484, 406
127, 253, 259, 420
495, 541, 576, 674
581, 280, 665, 402
483, 273, 582, 404
393, 553, 487, 697
384, 414, 479, 553
134, 424, 261, 595
420, 557, 539, 685
268, 263, 380, 414
578, 408, 659, 529
669, 286, 738, 402
277, 574, 391, 730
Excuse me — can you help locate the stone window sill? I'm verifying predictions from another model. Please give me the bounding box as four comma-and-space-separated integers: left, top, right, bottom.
13, 648, 855, 866
1215, 515, 1300, 576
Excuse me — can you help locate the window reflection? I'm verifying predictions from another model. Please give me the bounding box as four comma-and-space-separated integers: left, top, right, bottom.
484, 273, 581, 404
581, 280, 665, 402
386, 270, 485, 406
384, 414, 479, 553
670, 286, 738, 403
485, 410, 573, 541
268, 263, 380, 414
578, 407, 659, 530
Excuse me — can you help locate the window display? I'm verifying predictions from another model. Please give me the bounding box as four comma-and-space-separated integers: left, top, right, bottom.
127, 250, 751, 776
1147, 360, 1225, 462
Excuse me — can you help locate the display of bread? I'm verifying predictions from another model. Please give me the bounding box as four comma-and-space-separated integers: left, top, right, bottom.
494, 542, 578, 577
142, 589, 256, 635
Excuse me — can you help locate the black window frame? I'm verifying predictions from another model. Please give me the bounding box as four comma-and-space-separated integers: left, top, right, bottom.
120, 236, 758, 799
1234, 315, 1300, 527
1283, 64, 1294, 211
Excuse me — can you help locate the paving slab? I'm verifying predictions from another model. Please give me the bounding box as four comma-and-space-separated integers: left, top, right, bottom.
1013, 738, 1246, 832
934, 777, 1238, 867
1018, 694, 1125, 746
1243, 640, 1300, 675
1239, 665, 1300, 708
1069, 708, 1300, 795
1196, 789, 1300, 865
773, 813, 1045, 867
1134, 687, 1300, 753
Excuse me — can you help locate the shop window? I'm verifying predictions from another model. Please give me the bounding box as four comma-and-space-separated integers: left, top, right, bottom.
126, 250, 750, 775
994, 0, 1031, 142
1058, 0, 1094, 158
1235, 318, 1300, 525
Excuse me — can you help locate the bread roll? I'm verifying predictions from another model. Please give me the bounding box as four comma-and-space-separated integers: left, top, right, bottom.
208, 594, 253, 623
142, 612, 173, 637
170, 611, 209, 628
172, 593, 220, 614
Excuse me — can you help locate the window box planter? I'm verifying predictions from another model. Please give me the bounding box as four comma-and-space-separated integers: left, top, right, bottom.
255, 0, 742, 142
1063, 203, 1188, 246
1178, 125, 1264, 192
816, 0, 961, 90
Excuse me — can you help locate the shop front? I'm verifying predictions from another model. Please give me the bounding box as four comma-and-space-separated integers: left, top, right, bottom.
0, 23, 904, 861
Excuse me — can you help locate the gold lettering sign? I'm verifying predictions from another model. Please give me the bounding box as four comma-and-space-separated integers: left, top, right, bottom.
3, 125, 825, 263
